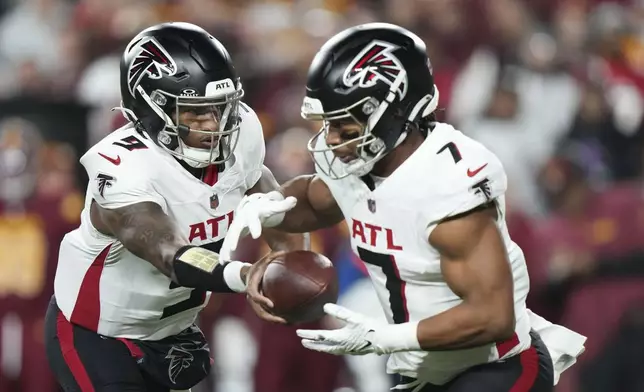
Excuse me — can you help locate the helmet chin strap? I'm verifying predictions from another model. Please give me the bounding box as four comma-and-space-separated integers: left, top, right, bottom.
177, 137, 220, 168
346, 158, 375, 177
349, 131, 407, 177
347, 86, 438, 178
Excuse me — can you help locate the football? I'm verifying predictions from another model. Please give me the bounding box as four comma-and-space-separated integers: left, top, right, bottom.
261, 250, 339, 324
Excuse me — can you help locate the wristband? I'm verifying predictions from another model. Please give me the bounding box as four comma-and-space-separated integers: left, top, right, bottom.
173, 245, 249, 293
372, 321, 421, 354
222, 261, 249, 293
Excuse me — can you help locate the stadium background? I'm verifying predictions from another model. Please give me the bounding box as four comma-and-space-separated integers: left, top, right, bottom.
1, 0, 644, 391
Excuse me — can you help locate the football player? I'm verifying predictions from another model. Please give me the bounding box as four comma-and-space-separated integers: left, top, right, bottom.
44, 22, 304, 392
222, 23, 587, 392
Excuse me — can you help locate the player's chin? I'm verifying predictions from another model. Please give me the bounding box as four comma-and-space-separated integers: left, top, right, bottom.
197, 136, 221, 149
183, 139, 219, 150
197, 142, 218, 150
337, 155, 359, 164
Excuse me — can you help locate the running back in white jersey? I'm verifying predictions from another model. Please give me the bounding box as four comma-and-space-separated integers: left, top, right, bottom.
314, 122, 532, 385
54, 103, 265, 341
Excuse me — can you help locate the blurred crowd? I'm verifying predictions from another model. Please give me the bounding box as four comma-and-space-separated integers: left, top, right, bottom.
1, 0, 644, 391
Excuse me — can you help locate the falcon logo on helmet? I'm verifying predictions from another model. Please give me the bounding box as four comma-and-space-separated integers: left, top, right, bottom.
342, 40, 408, 100
127, 37, 177, 96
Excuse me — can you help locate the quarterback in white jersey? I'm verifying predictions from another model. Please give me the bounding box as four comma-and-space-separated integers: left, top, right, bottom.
44, 22, 302, 392
221, 23, 586, 392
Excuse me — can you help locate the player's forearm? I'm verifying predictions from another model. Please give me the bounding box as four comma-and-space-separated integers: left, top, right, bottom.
122, 221, 249, 293
276, 176, 326, 233
414, 301, 515, 350
101, 202, 248, 292
276, 175, 343, 233
262, 228, 310, 252
132, 237, 249, 294
275, 206, 326, 233
172, 246, 248, 293
247, 169, 332, 233
108, 204, 186, 281
130, 236, 249, 293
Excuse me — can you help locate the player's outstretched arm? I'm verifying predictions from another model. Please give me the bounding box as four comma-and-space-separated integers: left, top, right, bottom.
220, 172, 343, 258
416, 204, 515, 350
91, 200, 250, 293
91, 201, 184, 279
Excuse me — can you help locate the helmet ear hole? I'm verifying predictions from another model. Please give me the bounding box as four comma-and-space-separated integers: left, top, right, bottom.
366, 138, 386, 156
150, 91, 168, 107
158, 130, 178, 150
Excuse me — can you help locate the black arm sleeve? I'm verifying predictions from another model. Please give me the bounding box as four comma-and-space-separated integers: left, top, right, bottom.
172, 245, 237, 293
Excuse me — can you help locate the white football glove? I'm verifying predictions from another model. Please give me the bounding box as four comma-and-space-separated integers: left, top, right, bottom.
220, 191, 297, 261
296, 304, 420, 356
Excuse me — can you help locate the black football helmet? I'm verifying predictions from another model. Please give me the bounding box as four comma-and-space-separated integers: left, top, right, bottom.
302, 23, 439, 179
119, 22, 243, 168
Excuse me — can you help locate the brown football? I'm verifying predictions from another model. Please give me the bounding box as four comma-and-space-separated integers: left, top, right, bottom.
261, 250, 339, 324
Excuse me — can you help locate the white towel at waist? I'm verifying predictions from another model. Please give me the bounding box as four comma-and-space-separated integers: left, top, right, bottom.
528, 309, 587, 385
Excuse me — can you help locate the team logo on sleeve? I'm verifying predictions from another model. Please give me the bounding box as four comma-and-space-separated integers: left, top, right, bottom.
471, 178, 492, 201
127, 37, 177, 96
96, 173, 115, 197
342, 40, 408, 99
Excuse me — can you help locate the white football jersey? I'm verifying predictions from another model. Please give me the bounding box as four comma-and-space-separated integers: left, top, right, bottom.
315, 122, 532, 385
54, 103, 265, 340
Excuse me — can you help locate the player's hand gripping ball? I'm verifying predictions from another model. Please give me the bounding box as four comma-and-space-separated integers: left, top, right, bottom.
246, 250, 339, 324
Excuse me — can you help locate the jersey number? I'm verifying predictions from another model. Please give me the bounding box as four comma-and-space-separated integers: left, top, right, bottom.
113, 135, 148, 151
437, 142, 462, 163
160, 239, 223, 319
357, 247, 408, 324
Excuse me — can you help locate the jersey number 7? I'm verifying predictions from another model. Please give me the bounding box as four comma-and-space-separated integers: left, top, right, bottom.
437, 142, 462, 163
357, 247, 409, 324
